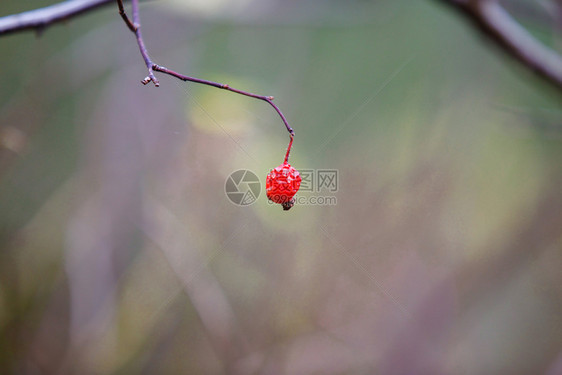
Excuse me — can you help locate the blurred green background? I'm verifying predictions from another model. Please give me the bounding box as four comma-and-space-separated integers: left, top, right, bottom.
1, 0, 561, 374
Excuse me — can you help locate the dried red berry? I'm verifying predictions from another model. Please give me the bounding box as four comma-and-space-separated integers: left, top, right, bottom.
266, 162, 301, 210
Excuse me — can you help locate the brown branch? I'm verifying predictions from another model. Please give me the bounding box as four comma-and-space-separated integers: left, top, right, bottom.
152, 64, 294, 136
435, 0, 562, 92
0, 0, 296, 150
116, 1, 295, 151
115, 0, 158, 86
116, 0, 135, 32
0, 0, 114, 36
114, 0, 157, 86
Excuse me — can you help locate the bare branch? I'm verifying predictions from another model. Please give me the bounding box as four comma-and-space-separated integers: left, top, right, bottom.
116, 0, 135, 32
435, 0, 562, 91
1, 0, 297, 153
151, 64, 295, 159
114, 0, 295, 150
152, 64, 294, 136
0, 0, 114, 36
127, 0, 159, 86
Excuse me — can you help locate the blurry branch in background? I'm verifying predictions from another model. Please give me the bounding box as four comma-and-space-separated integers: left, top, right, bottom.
435, 0, 562, 92
0, 0, 114, 36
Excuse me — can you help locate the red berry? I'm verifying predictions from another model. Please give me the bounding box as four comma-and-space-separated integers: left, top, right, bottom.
266, 162, 301, 210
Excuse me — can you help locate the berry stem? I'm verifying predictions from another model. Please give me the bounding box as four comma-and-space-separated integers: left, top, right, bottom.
284, 133, 294, 164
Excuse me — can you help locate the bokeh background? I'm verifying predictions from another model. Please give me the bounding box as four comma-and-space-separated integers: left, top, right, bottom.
1, 0, 562, 374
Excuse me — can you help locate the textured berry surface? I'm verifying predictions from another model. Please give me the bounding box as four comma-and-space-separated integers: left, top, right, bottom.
266, 163, 301, 205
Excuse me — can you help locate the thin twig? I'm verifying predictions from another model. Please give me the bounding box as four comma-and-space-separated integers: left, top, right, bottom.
116, 0, 135, 32
435, 0, 562, 92
151, 65, 294, 134
152, 64, 295, 158
114, 1, 294, 153
0, 0, 297, 153
0, 0, 114, 36
126, 0, 159, 86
